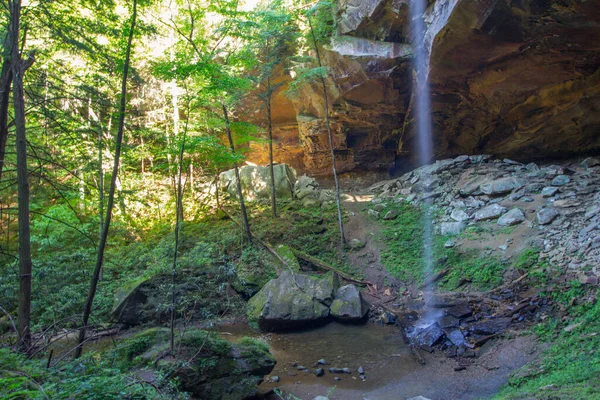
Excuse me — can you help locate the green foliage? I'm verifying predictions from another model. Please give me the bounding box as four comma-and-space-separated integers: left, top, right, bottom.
251, 199, 360, 278
496, 290, 600, 399
379, 201, 507, 290
0, 347, 174, 399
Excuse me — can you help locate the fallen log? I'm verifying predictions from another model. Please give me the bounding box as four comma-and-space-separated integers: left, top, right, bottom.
289, 248, 372, 286
419, 266, 451, 290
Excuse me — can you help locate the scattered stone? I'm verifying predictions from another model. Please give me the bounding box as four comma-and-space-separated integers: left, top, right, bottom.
314, 368, 325, 377
297, 365, 308, 371
440, 221, 466, 236
542, 186, 559, 197
474, 204, 507, 221
382, 312, 397, 325
446, 329, 467, 347
454, 365, 466, 371
451, 209, 470, 222
444, 240, 456, 248
584, 205, 600, 220
334, 377, 341, 382
480, 177, 525, 196
551, 175, 570, 186
498, 208, 526, 226
582, 157, 600, 169
368, 209, 380, 219
438, 315, 459, 329
414, 324, 445, 347
543, 165, 564, 177
317, 359, 327, 365
342, 368, 351, 374
447, 304, 473, 319
374, 203, 386, 212
358, 366, 365, 375
470, 317, 512, 335
537, 208, 559, 225
271, 376, 280, 383
313, 397, 329, 400
347, 238, 366, 249
521, 196, 534, 202
329, 368, 344, 374
383, 210, 399, 220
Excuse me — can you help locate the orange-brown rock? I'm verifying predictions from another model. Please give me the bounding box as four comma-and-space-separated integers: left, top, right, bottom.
246, 0, 600, 176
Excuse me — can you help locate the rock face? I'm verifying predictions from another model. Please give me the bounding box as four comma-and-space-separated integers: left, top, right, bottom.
244, 1, 600, 176
248, 271, 368, 330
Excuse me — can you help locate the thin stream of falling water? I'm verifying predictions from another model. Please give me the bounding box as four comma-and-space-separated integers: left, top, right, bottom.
410, 0, 439, 325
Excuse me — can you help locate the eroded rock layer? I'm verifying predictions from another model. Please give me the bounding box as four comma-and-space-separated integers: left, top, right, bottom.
246, 0, 600, 176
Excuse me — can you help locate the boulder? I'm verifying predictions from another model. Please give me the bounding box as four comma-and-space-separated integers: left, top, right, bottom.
330, 284, 368, 320
112, 269, 236, 325
139, 329, 275, 400
497, 208, 526, 226
474, 204, 507, 221
248, 271, 339, 330
219, 164, 296, 200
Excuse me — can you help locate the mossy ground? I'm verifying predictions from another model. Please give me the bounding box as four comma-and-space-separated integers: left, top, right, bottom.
377, 201, 508, 291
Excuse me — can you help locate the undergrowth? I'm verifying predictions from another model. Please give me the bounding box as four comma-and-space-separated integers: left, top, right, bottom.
379, 201, 507, 290
495, 289, 600, 399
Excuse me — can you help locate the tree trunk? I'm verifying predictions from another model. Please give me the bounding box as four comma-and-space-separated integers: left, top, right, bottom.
76, 0, 137, 358
266, 89, 277, 218
170, 128, 186, 353
222, 103, 251, 243
0, 60, 12, 184
307, 16, 345, 245
11, 0, 33, 353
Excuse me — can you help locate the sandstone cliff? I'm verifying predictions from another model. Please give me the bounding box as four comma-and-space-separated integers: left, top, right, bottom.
246, 0, 600, 176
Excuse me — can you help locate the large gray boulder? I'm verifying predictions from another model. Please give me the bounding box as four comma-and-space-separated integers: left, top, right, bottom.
330, 284, 368, 320
248, 271, 339, 331
219, 164, 297, 200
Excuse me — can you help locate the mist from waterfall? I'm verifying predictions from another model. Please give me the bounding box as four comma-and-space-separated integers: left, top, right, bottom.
410, 0, 438, 324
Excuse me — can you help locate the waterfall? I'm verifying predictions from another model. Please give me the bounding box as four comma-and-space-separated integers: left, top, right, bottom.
410, 0, 438, 325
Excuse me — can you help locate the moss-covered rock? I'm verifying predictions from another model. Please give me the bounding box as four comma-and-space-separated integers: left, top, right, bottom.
139, 329, 275, 400
247, 271, 339, 331
112, 268, 242, 325
330, 284, 368, 320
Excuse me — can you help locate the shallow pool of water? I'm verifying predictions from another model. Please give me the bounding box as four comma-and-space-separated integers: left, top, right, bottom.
217, 321, 418, 394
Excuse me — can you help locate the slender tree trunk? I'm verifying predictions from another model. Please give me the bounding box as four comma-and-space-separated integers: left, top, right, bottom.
307, 16, 345, 245
266, 88, 277, 218
10, 0, 32, 353
222, 103, 251, 243
170, 129, 186, 354
76, 0, 137, 358
0, 61, 12, 184
214, 169, 220, 209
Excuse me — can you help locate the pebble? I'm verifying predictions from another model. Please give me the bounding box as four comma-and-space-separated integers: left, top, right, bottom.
271, 375, 280, 382
314, 368, 324, 377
